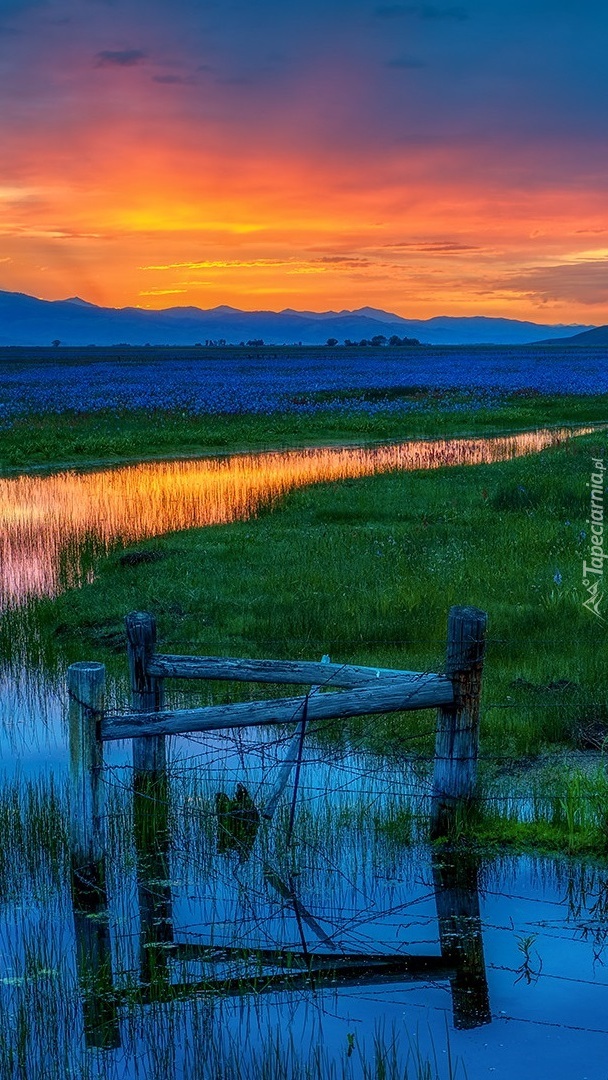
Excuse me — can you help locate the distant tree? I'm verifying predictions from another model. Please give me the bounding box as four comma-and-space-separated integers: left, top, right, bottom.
370, 334, 387, 347
359, 339, 369, 346
246, 338, 264, 346
388, 334, 421, 347
51, 338, 61, 347
344, 338, 356, 347
326, 337, 338, 347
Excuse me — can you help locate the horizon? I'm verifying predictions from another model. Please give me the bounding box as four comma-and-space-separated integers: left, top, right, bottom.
0, 287, 597, 328
1, 2, 607, 324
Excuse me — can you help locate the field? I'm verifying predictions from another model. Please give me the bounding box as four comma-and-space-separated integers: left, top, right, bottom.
2, 345, 608, 1078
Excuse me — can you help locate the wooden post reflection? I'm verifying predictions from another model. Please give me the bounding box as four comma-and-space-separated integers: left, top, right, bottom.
68, 661, 120, 1049
431, 849, 491, 1029
133, 765, 174, 990
125, 611, 174, 988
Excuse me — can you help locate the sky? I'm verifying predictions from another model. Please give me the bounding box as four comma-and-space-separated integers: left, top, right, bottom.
0, 0, 607, 322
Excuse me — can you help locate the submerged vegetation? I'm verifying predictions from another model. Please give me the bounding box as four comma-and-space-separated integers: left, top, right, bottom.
3, 415, 608, 858
3, 371, 608, 1076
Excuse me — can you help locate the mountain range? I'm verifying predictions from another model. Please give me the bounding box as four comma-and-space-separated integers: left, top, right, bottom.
539, 324, 608, 346
0, 289, 597, 347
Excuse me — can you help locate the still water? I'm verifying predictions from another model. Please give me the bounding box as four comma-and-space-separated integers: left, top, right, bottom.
0, 425, 593, 609
1, 427, 607, 1080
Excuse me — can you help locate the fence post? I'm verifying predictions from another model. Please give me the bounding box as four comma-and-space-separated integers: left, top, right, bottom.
431, 605, 487, 840
125, 611, 165, 773
68, 661, 106, 903
68, 661, 119, 1048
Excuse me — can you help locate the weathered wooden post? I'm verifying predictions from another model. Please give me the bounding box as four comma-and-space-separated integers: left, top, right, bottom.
431, 605, 487, 840
69, 661, 105, 880
125, 612, 173, 988
432, 850, 491, 1029
68, 661, 119, 1048
125, 611, 165, 773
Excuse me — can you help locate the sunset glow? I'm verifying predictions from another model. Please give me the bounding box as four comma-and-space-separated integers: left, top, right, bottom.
1, 1, 607, 321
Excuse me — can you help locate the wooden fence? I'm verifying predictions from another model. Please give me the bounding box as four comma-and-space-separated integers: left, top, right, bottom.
69, 603, 487, 862
67, 603, 489, 1048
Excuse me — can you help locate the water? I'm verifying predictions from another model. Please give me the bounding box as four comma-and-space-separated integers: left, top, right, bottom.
0, 425, 593, 610
1, 427, 608, 1078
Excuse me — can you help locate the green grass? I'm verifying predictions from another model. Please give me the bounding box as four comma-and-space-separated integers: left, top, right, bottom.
5, 402, 608, 855
14, 427, 607, 768
1, 389, 608, 474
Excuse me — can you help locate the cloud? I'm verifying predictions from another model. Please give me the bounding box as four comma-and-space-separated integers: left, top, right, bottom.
313, 255, 371, 264
152, 74, 187, 84
95, 49, 147, 67
138, 288, 187, 296
140, 259, 287, 270
384, 240, 480, 253
495, 260, 608, 307
375, 4, 468, 20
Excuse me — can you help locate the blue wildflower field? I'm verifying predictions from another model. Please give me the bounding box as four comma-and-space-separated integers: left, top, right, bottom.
0, 344, 606, 420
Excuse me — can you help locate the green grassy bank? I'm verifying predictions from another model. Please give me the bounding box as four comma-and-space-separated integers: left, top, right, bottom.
19, 427, 606, 761
2, 388, 608, 474
5, 400, 608, 855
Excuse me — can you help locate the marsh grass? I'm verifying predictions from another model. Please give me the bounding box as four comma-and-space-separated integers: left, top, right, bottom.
474, 765, 608, 856
0, 776, 68, 899
5, 394, 608, 1074
1, 389, 608, 474
1, 736, 608, 1077
16, 429, 606, 761
0, 758, 466, 1080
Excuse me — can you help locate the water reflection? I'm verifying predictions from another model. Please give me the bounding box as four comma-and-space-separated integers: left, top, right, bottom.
0, 426, 595, 609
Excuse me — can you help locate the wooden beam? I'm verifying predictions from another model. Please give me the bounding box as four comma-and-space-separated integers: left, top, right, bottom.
147, 654, 422, 688
108, 953, 456, 1005
101, 674, 454, 742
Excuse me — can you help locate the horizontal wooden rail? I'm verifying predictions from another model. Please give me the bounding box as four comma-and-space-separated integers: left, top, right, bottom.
101, 674, 454, 742
109, 954, 457, 1006
167, 944, 450, 971
147, 654, 421, 687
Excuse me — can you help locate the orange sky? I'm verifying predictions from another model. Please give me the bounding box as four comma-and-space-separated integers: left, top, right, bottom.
1, 0, 607, 324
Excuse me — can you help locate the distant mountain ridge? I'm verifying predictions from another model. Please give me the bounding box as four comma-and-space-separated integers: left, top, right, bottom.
0, 289, 595, 347
539, 324, 608, 346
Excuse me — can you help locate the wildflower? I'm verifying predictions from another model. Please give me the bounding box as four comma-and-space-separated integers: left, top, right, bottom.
553, 571, 562, 585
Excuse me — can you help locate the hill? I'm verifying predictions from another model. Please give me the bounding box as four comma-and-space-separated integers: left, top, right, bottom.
0, 290, 594, 347
538, 324, 608, 346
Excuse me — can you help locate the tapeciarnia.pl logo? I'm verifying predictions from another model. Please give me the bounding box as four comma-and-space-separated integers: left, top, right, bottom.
582, 457, 606, 620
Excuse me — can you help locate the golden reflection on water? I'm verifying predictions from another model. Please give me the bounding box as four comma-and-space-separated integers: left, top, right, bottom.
0, 427, 594, 609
